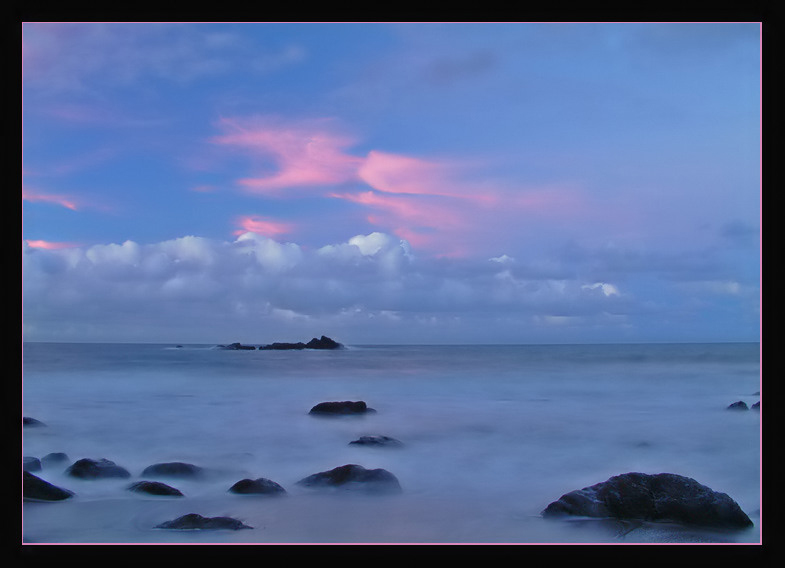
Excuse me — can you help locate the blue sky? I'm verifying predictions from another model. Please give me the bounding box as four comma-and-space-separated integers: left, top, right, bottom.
22, 22, 761, 344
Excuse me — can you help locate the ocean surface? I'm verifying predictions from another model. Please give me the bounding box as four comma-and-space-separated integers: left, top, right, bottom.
22, 342, 761, 545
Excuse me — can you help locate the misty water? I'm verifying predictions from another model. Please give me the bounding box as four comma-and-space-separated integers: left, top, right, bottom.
22, 342, 761, 544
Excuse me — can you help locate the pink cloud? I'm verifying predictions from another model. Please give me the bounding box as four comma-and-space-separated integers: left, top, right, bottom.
233, 215, 294, 238
22, 188, 79, 211
25, 239, 80, 250
211, 116, 363, 195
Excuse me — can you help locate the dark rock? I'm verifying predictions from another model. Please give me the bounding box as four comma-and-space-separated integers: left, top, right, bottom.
216, 342, 256, 350
305, 336, 343, 350
309, 400, 376, 415
24, 471, 74, 501
541, 472, 753, 530
141, 462, 205, 479
23, 456, 42, 472
155, 513, 253, 531
258, 336, 343, 350
349, 435, 403, 447
66, 458, 131, 479
41, 452, 70, 469
259, 342, 307, 350
23, 417, 46, 427
751, 401, 760, 411
726, 401, 748, 410
296, 464, 402, 494
128, 480, 184, 497
228, 477, 287, 495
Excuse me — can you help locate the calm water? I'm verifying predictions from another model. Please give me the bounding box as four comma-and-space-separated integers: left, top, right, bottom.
22, 342, 761, 544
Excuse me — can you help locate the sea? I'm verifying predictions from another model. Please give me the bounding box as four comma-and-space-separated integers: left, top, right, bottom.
21, 341, 762, 545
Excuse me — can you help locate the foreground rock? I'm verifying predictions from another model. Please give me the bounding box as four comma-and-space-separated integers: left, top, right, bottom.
141, 462, 205, 479
128, 480, 184, 497
66, 458, 131, 479
228, 477, 287, 495
259, 335, 344, 350
23, 457, 42, 472
541, 472, 753, 530
309, 400, 376, 416
296, 464, 402, 494
155, 513, 252, 530
349, 435, 403, 447
24, 471, 74, 501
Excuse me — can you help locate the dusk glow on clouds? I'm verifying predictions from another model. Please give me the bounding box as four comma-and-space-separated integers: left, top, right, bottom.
22, 22, 761, 344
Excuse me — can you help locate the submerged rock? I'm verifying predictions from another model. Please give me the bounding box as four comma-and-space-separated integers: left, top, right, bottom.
309, 400, 376, 415
155, 513, 252, 531
541, 472, 753, 530
66, 458, 131, 479
751, 401, 760, 411
23, 417, 46, 427
726, 401, 749, 411
128, 480, 184, 497
228, 477, 287, 495
349, 435, 403, 447
41, 452, 70, 469
24, 471, 74, 501
141, 462, 205, 479
23, 457, 42, 472
296, 464, 402, 494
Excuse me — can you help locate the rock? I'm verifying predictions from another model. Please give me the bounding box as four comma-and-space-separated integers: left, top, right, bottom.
228, 477, 287, 495
216, 342, 256, 350
349, 435, 403, 447
258, 336, 343, 350
23, 456, 42, 472
23, 417, 46, 427
751, 401, 760, 411
305, 336, 343, 350
155, 513, 253, 531
726, 401, 748, 410
41, 452, 70, 469
24, 471, 74, 501
309, 400, 376, 415
141, 462, 205, 479
541, 472, 753, 530
296, 464, 402, 494
66, 458, 131, 479
128, 480, 184, 497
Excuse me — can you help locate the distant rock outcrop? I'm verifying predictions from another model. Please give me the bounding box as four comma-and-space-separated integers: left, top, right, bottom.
541, 472, 753, 530
258, 336, 344, 350
296, 464, 402, 494
216, 342, 256, 350
309, 400, 375, 415
726, 401, 749, 410
23, 417, 46, 427
349, 435, 403, 447
155, 513, 253, 530
24, 471, 75, 501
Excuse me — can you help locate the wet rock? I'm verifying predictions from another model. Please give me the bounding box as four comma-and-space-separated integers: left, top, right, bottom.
23, 457, 42, 472
258, 336, 343, 350
23, 417, 46, 427
141, 462, 205, 479
349, 435, 403, 447
24, 471, 74, 501
309, 400, 376, 415
541, 472, 753, 530
751, 401, 760, 411
66, 458, 131, 479
726, 401, 749, 411
155, 513, 252, 530
128, 480, 184, 497
41, 452, 70, 469
228, 477, 287, 495
296, 464, 402, 494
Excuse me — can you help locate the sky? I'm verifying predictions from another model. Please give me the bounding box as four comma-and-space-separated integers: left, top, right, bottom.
21, 22, 761, 345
